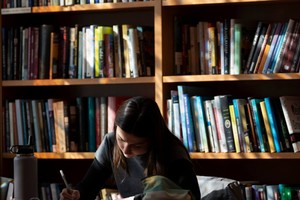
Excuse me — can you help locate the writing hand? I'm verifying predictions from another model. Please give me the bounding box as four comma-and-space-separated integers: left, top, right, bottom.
60, 188, 80, 200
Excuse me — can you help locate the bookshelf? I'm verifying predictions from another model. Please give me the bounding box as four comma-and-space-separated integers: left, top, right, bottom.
1, 0, 300, 195
161, 0, 300, 186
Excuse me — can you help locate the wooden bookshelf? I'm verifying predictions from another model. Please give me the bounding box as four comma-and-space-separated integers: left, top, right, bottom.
1, 0, 300, 192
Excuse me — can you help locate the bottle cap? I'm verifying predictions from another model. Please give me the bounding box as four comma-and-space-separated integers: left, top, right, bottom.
10, 145, 34, 154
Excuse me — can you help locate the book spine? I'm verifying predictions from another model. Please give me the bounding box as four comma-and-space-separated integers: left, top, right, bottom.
219, 95, 236, 152
260, 101, 276, 153
264, 97, 282, 152
183, 94, 197, 152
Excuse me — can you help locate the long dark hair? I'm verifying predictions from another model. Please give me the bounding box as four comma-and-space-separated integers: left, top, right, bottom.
113, 96, 178, 176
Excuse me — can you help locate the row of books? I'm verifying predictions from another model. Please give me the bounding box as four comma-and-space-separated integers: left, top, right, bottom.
2, 0, 149, 9
241, 183, 300, 200
2, 24, 154, 80
2, 96, 129, 153
166, 85, 300, 153
244, 19, 300, 74
3, 180, 63, 200
173, 16, 300, 75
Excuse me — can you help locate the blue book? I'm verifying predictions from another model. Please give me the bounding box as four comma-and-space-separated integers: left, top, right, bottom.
177, 85, 209, 151
88, 97, 96, 152
44, 101, 53, 152
232, 99, 249, 152
183, 94, 197, 152
262, 22, 283, 74
250, 98, 267, 152
267, 22, 288, 74
191, 96, 209, 152
264, 97, 282, 152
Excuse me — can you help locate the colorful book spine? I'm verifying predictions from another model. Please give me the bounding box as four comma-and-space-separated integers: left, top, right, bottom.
264, 97, 282, 152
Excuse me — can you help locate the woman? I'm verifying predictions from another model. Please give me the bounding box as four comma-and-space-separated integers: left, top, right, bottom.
60, 96, 200, 200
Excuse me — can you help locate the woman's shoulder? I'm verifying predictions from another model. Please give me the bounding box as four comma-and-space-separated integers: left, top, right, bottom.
95, 132, 115, 162
105, 132, 116, 142
165, 133, 191, 161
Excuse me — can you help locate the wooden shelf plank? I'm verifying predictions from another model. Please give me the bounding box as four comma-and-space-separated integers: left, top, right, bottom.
4, 152, 300, 159
190, 152, 300, 159
162, 0, 298, 6
2, 77, 155, 87
3, 152, 94, 159
32, 1, 155, 13
163, 73, 300, 83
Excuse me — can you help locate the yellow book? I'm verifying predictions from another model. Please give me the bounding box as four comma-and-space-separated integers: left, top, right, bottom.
259, 101, 275, 153
94, 25, 100, 78
229, 104, 240, 153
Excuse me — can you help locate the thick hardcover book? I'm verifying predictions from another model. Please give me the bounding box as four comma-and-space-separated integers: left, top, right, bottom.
68, 25, 78, 79
271, 97, 293, 152
279, 96, 300, 152
104, 26, 115, 78
58, 26, 70, 78
219, 95, 236, 152
113, 25, 123, 77
53, 100, 67, 153
50, 32, 59, 79
128, 27, 140, 78
39, 24, 54, 79
31, 99, 43, 152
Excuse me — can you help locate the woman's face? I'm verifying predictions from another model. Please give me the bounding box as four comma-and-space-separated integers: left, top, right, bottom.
116, 126, 150, 158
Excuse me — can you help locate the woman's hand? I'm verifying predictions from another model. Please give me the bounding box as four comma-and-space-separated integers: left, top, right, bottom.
60, 188, 80, 200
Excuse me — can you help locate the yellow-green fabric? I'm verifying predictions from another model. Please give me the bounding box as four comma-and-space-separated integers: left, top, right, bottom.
141, 175, 192, 200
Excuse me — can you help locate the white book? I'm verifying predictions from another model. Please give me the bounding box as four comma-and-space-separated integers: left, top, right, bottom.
53, 100, 67, 153
204, 100, 220, 153
280, 96, 300, 152
128, 27, 140, 78
65, 0, 74, 5
85, 25, 95, 78
213, 96, 228, 152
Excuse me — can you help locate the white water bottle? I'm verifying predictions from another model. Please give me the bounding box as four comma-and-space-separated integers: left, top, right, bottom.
10, 137, 38, 200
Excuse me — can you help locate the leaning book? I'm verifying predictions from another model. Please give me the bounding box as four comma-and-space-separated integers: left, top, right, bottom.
279, 96, 300, 152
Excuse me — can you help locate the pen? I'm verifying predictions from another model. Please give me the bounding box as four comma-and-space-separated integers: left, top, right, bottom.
60, 170, 71, 189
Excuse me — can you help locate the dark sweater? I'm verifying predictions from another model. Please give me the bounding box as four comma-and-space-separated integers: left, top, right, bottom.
76, 132, 200, 200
